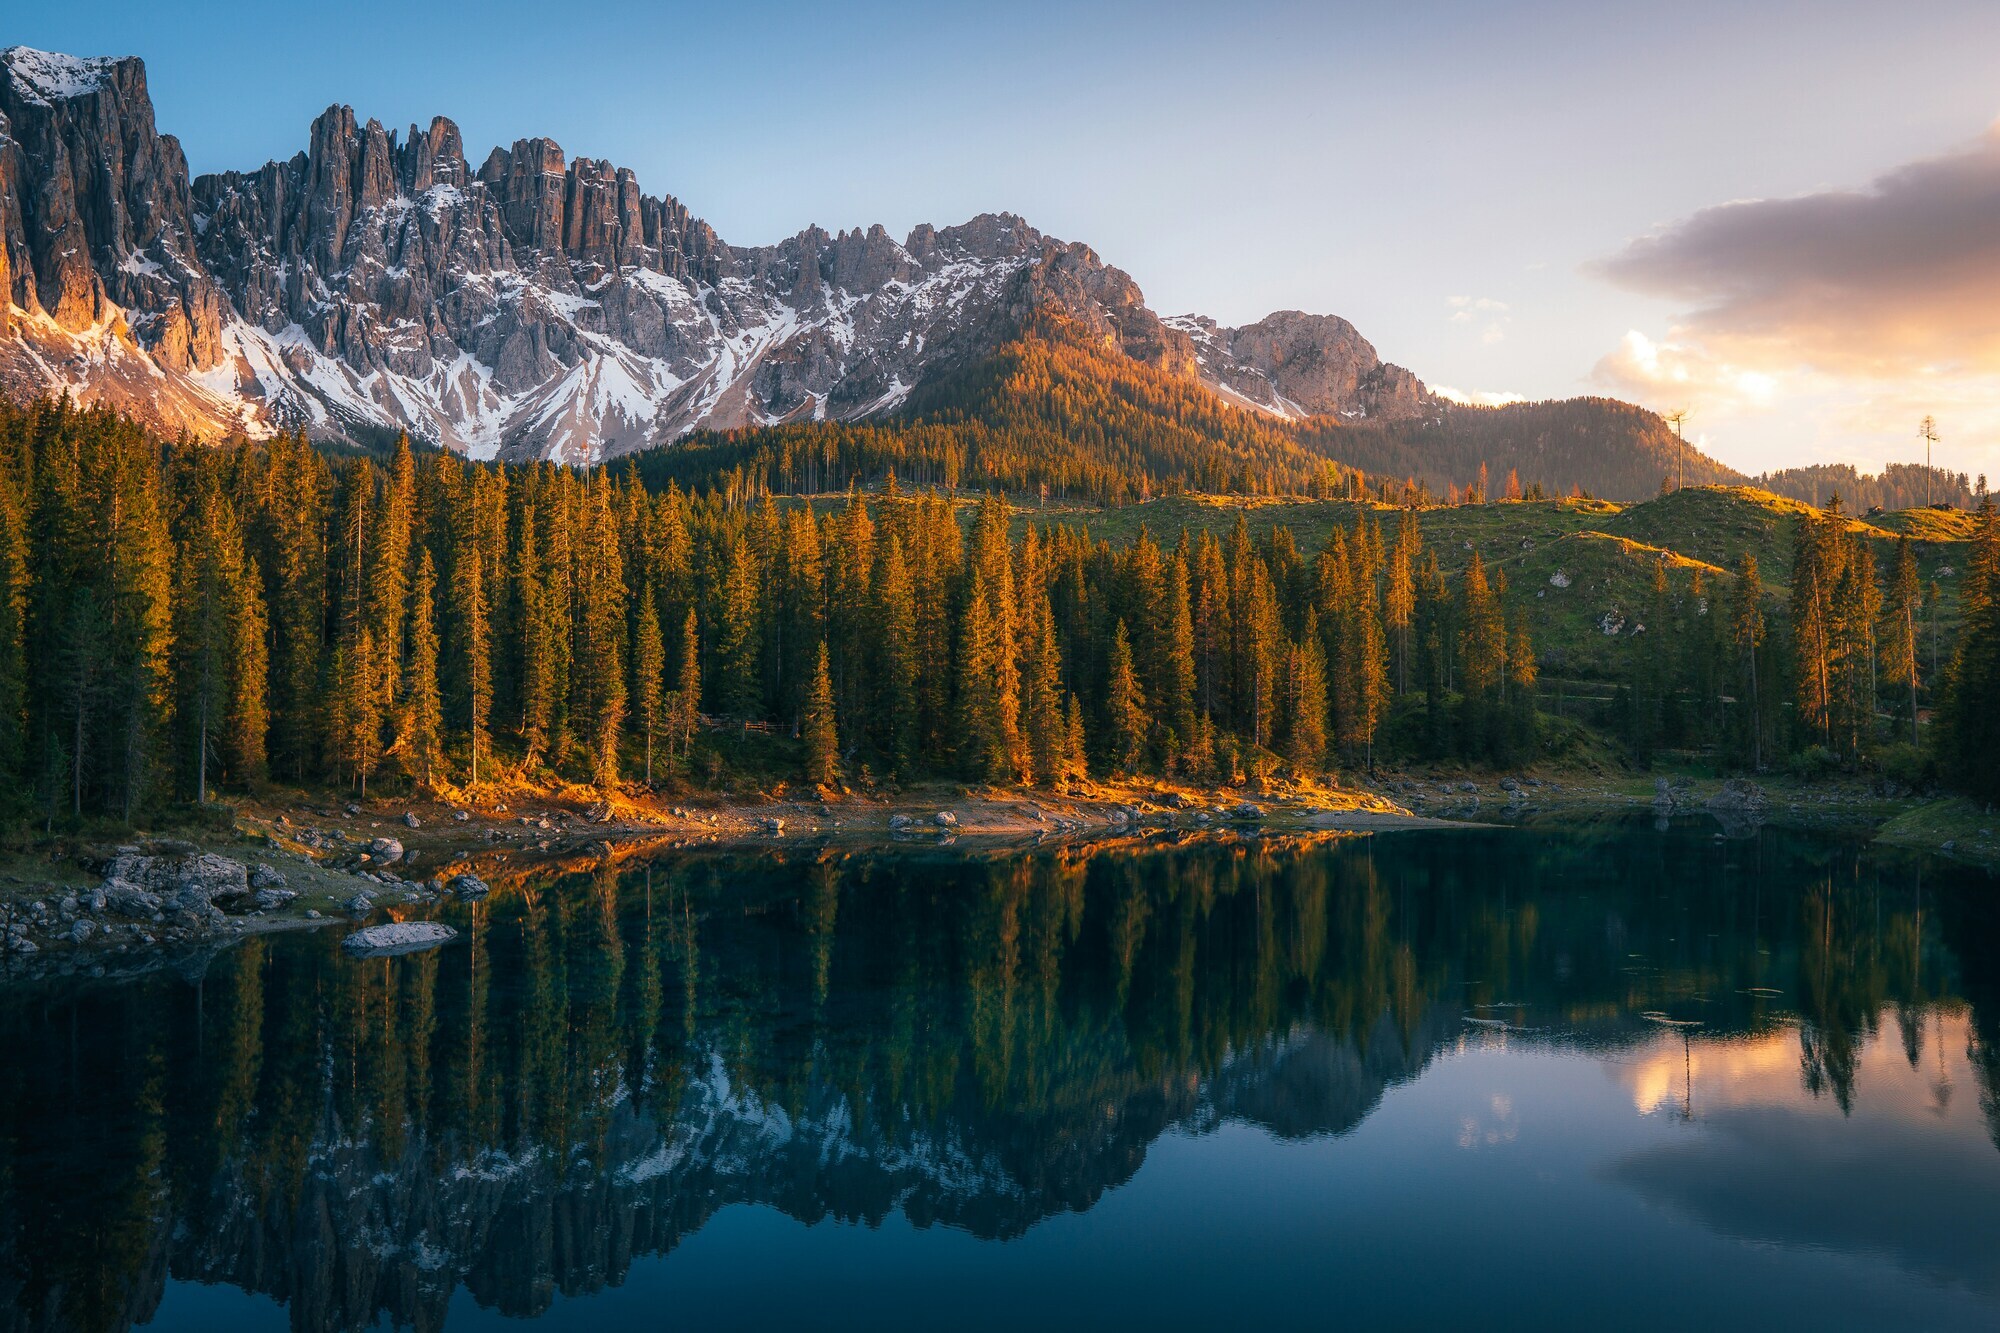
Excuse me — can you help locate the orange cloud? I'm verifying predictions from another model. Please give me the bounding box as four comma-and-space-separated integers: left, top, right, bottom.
1596, 124, 2000, 378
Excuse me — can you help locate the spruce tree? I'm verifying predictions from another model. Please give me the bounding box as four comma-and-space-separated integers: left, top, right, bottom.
1882, 537, 1922, 747
1105, 620, 1149, 775
634, 582, 666, 786
802, 640, 839, 786
461, 551, 492, 786
397, 548, 445, 788
1729, 554, 1767, 770
672, 607, 702, 763
874, 532, 919, 775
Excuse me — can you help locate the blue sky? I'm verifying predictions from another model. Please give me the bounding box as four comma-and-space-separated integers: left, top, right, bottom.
17, 0, 2000, 474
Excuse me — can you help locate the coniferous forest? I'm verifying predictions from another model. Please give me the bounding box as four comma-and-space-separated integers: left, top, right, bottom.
5, 392, 1998, 826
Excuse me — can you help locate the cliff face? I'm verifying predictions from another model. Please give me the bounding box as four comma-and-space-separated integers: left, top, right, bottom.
0, 45, 1436, 463
1169, 309, 1437, 422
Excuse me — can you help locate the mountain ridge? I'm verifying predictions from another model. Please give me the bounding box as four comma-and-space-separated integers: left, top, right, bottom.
0, 44, 1727, 498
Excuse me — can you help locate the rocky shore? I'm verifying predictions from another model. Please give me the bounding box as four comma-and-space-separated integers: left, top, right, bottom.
0, 766, 1968, 984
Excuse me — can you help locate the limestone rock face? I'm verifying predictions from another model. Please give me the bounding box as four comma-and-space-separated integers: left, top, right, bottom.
0, 46, 1441, 462
1166, 310, 1436, 422
0, 47, 226, 372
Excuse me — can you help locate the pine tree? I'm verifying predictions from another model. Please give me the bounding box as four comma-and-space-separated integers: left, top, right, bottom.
802, 640, 838, 786
1281, 614, 1328, 774
672, 607, 702, 763
1104, 620, 1149, 775
1022, 583, 1067, 785
1458, 554, 1507, 761
515, 500, 555, 765
1940, 503, 2000, 799
634, 581, 666, 786
460, 550, 492, 786
1882, 537, 1921, 747
1385, 509, 1417, 693
1729, 554, 1767, 770
396, 548, 445, 787
1063, 692, 1089, 781
874, 531, 919, 775
577, 481, 627, 786
717, 535, 763, 718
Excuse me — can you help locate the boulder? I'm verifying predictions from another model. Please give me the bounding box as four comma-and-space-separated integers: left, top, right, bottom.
342, 921, 458, 958
254, 887, 298, 911
1706, 778, 1770, 813
449, 873, 490, 901
249, 863, 286, 890
345, 892, 376, 915
889, 814, 915, 832
367, 837, 404, 860
403, 812, 421, 829
102, 881, 163, 917
934, 811, 959, 828
101, 848, 250, 904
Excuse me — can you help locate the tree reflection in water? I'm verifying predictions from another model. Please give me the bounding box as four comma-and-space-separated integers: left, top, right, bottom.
0, 817, 1996, 1331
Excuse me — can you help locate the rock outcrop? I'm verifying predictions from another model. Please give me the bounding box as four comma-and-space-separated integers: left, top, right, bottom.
1167, 309, 1435, 421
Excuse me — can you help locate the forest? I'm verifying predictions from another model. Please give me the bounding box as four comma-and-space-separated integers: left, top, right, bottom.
4, 392, 1998, 825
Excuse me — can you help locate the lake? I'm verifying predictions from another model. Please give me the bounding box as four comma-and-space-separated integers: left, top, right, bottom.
3, 816, 1997, 1332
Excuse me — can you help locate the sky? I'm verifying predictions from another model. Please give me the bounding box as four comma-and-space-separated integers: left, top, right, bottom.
16, 0, 2000, 478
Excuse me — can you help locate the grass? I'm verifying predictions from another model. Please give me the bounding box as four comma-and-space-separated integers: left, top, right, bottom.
1874, 797, 2000, 863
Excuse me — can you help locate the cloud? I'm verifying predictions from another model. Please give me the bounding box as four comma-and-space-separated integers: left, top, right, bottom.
1591, 330, 1781, 413
1596, 124, 2000, 378
1432, 383, 1526, 408
1447, 294, 1511, 344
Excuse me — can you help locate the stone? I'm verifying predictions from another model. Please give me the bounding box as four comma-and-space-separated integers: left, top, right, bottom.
934, 811, 958, 828
254, 887, 297, 911
69, 918, 94, 943
449, 873, 490, 901
1706, 779, 1770, 813
102, 881, 163, 917
452, 809, 470, 822
346, 893, 376, 915
342, 921, 458, 958
889, 814, 915, 831
403, 812, 421, 829
249, 863, 286, 890
368, 837, 404, 860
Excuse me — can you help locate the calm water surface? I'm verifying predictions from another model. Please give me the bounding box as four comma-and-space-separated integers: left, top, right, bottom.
4, 816, 1998, 1331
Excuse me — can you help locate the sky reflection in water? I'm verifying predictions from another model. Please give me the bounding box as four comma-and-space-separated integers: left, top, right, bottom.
8, 816, 1998, 1332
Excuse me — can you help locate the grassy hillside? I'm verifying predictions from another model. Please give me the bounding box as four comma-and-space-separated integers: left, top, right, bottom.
848, 483, 1974, 683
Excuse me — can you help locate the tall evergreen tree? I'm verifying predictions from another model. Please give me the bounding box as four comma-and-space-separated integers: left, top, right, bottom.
1104, 620, 1149, 775
396, 548, 445, 788
802, 640, 839, 786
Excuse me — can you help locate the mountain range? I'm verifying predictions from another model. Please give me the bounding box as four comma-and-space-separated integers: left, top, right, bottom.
0, 44, 1735, 496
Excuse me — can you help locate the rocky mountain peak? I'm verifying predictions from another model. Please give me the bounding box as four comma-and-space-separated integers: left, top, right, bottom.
1169, 308, 1436, 422
0, 47, 1446, 461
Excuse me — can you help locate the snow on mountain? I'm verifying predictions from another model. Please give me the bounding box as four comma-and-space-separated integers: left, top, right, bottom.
0, 47, 121, 105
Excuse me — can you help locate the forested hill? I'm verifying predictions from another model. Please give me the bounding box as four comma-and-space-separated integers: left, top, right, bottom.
624, 321, 1740, 504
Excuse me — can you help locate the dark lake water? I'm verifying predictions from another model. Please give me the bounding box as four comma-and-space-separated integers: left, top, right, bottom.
4, 816, 1998, 1332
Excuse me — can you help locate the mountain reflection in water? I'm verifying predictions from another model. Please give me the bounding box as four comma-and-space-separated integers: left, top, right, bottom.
2, 818, 1997, 1332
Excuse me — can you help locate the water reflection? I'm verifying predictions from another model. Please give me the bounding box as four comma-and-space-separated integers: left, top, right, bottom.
0, 819, 1996, 1332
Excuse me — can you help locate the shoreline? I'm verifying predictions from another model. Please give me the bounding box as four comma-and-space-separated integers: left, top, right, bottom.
0, 771, 1981, 985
